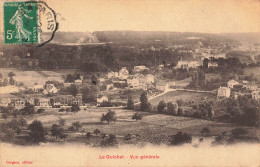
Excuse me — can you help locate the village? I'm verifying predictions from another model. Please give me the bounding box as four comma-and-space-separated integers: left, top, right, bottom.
0, 31, 260, 147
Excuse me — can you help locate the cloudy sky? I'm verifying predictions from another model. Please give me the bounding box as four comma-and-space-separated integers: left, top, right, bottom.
1, 0, 260, 33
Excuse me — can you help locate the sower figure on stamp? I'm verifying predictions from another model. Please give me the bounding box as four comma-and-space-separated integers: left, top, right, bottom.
9, 4, 33, 42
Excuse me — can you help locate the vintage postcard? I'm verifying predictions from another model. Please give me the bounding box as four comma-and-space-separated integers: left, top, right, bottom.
0, 0, 260, 166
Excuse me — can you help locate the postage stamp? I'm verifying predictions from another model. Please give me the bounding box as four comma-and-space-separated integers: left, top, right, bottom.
3, 1, 58, 46
4, 2, 38, 44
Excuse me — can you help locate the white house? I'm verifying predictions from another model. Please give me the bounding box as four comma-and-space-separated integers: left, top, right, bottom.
107, 71, 119, 78
217, 86, 231, 98
145, 74, 155, 84
97, 95, 109, 106
251, 90, 260, 100
208, 62, 218, 68
37, 98, 50, 107
127, 78, 140, 89
74, 79, 82, 85
227, 80, 239, 88
33, 84, 44, 92
106, 84, 114, 91
134, 65, 149, 73
119, 67, 129, 79
243, 82, 258, 91
0, 98, 11, 107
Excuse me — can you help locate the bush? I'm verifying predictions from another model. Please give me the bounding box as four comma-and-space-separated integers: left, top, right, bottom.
231, 128, 248, 138
132, 113, 142, 121
167, 102, 178, 115
99, 101, 113, 107
100, 110, 117, 124
176, 99, 184, 107
59, 108, 65, 112
37, 108, 45, 114
94, 129, 100, 136
177, 108, 184, 116
157, 100, 166, 113
124, 134, 132, 141
100, 134, 118, 147
169, 132, 192, 145
200, 127, 211, 136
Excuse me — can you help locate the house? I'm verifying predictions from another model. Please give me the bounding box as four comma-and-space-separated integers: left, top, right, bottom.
43, 84, 58, 94
134, 65, 149, 73
74, 79, 82, 85
0, 85, 19, 94
251, 90, 260, 100
26, 97, 35, 105
14, 98, 26, 108
70, 95, 82, 106
227, 80, 240, 88
107, 71, 119, 78
176, 61, 189, 69
145, 74, 155, 84
243, 82, 258, 91
0, 98, 11, 107
127, 78, 140, 89
208, 62, 218, 68
106, 84, 114, 91
36, 98, 50, 107
97, 95, 109, 106
33, 84, 44, 92
119, 67, 129, 79
64, 82, 72, 87
217, 86, 231, 98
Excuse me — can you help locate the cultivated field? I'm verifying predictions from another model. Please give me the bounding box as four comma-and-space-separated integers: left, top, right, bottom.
1, 107, 259, 146
149, 90, 215, 106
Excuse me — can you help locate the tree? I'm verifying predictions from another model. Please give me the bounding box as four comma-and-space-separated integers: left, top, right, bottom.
100, 110, 117, 124
94, 129, 100, 136
132, 113, 142, 121
81, 86, 90, 103
21, 102, 35, 115
18, 117, 27, 128
59, 117, 66, 127
8, 72, 16, 78
72, 121, 81, 131
28, 120, 45, 144
2, 113, 8, 120
157, 100, 166, 113
126, 96, 134, 110
9, 77, 15, 85
167, 102, 178, 115
37, 108, 45, 114
176, 99, 184, 107
200, 127, 211, 136
177, 108, 184, 116
169, 132, 192, 145
71, 104, 80, 114
140, 92, 149, 111
51, 124, 63, 140
100, 134, 118, 147
67, 84, 78, 96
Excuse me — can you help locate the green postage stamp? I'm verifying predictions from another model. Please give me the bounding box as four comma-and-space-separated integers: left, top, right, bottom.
4, 2, 38, 44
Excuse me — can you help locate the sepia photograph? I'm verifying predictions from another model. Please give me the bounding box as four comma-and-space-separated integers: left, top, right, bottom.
0, 0, 260, 166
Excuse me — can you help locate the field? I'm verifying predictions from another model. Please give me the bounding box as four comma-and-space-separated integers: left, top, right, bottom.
0, 68, 76, 88
1, 107, 259, 146
149, 90, 215, 106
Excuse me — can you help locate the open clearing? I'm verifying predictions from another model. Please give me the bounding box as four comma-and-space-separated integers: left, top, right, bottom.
244, 67, 260, 81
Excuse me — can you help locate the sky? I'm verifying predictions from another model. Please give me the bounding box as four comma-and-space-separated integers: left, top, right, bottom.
1, 0, 260, 33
